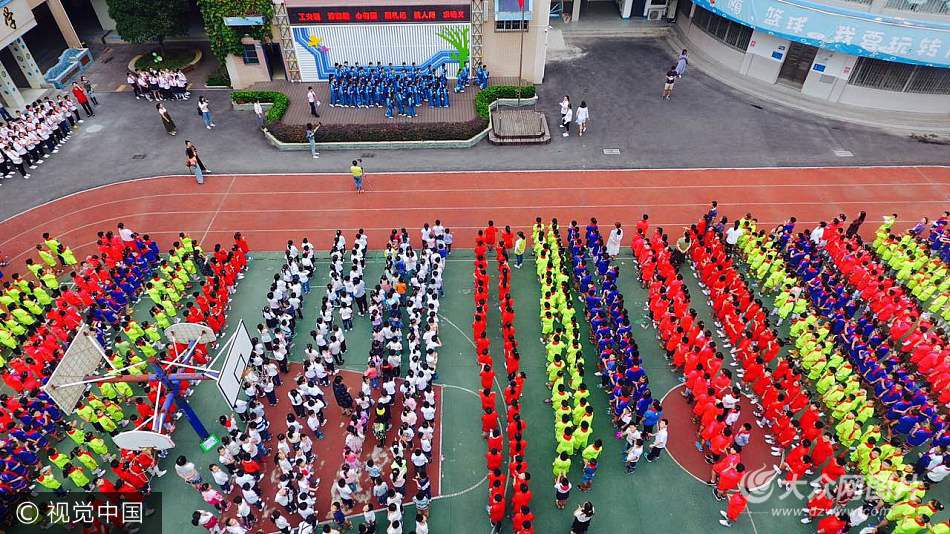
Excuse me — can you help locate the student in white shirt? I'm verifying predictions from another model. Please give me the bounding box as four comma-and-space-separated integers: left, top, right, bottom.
561, 104, 573, 137
575, 100, 590, 136
646, 419, 669, 462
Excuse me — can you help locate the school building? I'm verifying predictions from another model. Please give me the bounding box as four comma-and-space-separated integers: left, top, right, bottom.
0, 0, 87, 111
228, 0, 552, 88
223, 0, 949, 115
671, 0, 950, 114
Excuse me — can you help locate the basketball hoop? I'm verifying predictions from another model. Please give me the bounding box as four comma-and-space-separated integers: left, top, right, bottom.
42, 324, 110, 413
165, 322, 216, 344
112, 430, 176, 451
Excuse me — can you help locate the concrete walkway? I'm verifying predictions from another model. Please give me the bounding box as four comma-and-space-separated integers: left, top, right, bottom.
0, 38, 946, 222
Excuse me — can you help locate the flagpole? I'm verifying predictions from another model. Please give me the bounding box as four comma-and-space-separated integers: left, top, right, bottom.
517, 0, 525, 106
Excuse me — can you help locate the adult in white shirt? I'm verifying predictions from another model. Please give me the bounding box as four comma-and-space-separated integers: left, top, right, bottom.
810, 222, 827, 246
117, 222, 135, 243
725, 220, 744, 249
606, 222, 623, 257
307, 86, 320, 117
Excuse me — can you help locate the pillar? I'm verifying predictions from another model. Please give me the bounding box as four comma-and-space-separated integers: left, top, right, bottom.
46, 0, 82, 48
0, 61, 26, 112
571, 0, 582, 21
89, 0, 116, 31
8, 38, 45, 89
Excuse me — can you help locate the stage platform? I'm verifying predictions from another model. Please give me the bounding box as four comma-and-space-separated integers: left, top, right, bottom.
250, 77, 524, 126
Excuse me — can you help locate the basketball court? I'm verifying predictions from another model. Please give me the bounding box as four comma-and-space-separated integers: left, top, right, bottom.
1, 166, 947, 533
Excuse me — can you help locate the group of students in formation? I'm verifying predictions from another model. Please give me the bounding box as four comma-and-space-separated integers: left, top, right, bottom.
1, 83, 97, 181
126, 68, 191, 102
192, 225, 448, 534
874, 213, 950, 323
625, 201, 949, 533
327, 61, 488, 118
0, 222, 246, 530
472, 222, 535, 533
566, 218, 671, 483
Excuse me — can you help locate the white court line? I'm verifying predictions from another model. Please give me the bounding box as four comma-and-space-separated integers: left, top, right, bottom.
201, 175, 237, 245
657, 383, 708, 485
2, 164, 947, 243
5, 195, 943, 250
5, 183, 944, 249
159, 198, 950, 213
1, 215, 911, 265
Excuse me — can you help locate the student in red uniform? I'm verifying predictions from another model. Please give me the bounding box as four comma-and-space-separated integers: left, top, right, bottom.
501, 226, 515, 250
719, 491, 748, 527
488, 493, 505, 530
484, 222, 498, 250
816, 512, 849, 534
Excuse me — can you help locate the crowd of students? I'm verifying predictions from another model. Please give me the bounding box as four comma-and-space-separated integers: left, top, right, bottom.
694, 207, 948, 532
1, 87, 96, 181
472, 224, 534, 533
328, 63, 455, 119
733, 214, 949, 531
873, 216, 949, 321
0, 224, 245, 529
193, 225, 448, 534
126, 69, 191, 102
526, 218, 599, 491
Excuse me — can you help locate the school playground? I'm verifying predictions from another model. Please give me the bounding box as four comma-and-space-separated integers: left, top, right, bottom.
0, 165, 948, 534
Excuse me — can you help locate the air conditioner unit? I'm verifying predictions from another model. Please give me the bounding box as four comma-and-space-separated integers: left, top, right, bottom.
646, 6, 667, 19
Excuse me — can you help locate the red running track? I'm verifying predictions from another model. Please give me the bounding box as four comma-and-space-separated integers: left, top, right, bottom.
1, 166, 947, 260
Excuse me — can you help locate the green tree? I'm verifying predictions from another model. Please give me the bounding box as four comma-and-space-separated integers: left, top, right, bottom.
196, 0, 274, 64
106, 0, 187, 51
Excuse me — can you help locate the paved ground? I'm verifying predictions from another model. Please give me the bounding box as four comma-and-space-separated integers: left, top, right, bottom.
1, 38, 947, 222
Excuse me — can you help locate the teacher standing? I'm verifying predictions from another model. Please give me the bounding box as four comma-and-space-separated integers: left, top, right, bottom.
157, 103, 176, 135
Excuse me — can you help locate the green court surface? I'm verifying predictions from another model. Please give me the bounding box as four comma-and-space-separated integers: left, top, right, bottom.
109, 247, 948, 533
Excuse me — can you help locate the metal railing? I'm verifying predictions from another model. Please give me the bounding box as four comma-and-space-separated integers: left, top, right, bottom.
885, 0, 950, 15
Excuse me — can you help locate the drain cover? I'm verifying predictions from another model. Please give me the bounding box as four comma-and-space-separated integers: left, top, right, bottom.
131, 154, 146, 160
602, 148, 621, 155
833, 149, 854, 157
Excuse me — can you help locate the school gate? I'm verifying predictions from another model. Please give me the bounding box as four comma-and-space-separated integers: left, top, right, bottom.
287, 1, 472, 81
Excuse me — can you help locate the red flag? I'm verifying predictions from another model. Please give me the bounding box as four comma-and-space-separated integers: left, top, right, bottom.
517, 0, 525, 8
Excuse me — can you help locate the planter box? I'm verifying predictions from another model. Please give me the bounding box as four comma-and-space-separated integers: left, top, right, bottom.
256, 97, 538, 150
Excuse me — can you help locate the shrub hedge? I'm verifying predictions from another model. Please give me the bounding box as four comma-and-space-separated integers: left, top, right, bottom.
232, 84, 535, 142
474, 85, 536, 119
268, 119, 488, 143
230, 90, 290, 123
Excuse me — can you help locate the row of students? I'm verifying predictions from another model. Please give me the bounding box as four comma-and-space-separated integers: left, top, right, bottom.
528, 218, 591, 476
472, 223, 534, 534
1, 94, 88, 180
127, 69, 190, 101
566, 220, 646, 479
873, 217, 948, 315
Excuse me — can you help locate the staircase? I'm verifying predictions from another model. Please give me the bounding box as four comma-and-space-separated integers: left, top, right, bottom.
559, 19, 672, 39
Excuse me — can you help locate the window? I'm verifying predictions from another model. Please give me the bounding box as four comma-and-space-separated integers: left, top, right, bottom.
495, 19, 528, 31
691, 7, 752, 51
495, 0, 533, 20
848, 57, 950, 95
242, 44, 260, 65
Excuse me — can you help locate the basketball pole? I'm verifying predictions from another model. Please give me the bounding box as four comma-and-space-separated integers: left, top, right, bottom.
517, 0, 525, 106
